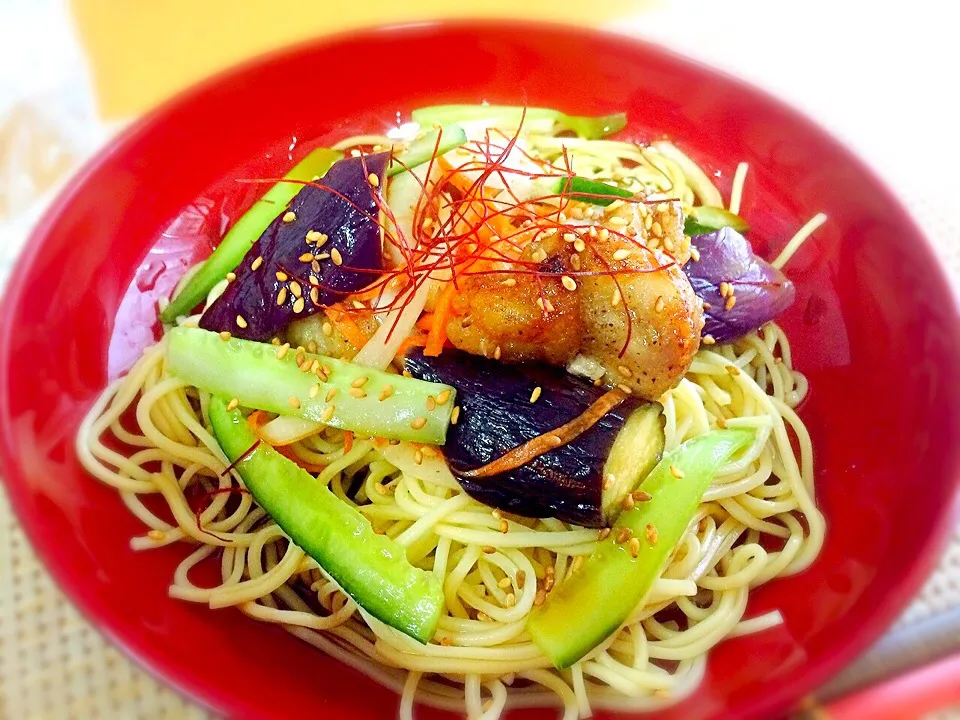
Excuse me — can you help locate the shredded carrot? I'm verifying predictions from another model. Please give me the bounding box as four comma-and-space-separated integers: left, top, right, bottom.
424, 282, 458, 357
456, 388, 629, 478
343, 430, 354, 454
324, 306, 370, 350
274, 444, 327, 474
247, 410, 266, 433
416, 312, 436, 333
396, 332, 429, 359
243, 409, 325, 472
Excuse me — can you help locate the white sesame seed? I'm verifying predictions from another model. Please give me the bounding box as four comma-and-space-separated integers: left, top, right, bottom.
561, 275, 577, 291
251, 256, 263, 271
236, 315, 248, 328
276, 287, 287, 305
611, 286, 622, 306
283, 211, 296, 223
226, 398, 239, 412
293, 298, 305, 313
330, 248, 343, 266
612, 248, 631, 261
368, 173, 380, 187
530, 386, 542, 403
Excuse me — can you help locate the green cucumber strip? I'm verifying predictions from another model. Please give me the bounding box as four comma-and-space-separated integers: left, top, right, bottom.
684, 206, 750, 236
387, 125, 467, 178
166, 327, 455, 444
208, 397, 444, 643
532, 176, 635, 206
161, 148, 342, 322
600, 404, 665, 524
411, 105, 627, 140
527, 429, 753, 669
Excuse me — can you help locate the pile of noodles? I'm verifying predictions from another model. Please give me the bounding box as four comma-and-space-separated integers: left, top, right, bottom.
77, 134, 825, 720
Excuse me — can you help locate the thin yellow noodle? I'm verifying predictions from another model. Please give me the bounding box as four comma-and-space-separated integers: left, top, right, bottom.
728, 162, 749, 215
727, 610, 783, 639
772, 212, 828, 269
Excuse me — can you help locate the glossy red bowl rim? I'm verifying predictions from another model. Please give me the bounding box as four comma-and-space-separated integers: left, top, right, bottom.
2, 19, 959, 720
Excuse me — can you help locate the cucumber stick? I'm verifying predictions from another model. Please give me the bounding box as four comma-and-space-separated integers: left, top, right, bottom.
208, 397, 444, 643
527, 429, 753, 668
167, 327, 455, 444
162, 148, 342, 322
411, 105, 627, 139
684, 206, 750, 237
387, 124, 466, 177
532, 175, 634, 206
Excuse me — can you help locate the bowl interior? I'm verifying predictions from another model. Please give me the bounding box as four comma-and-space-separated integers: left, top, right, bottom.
2, 21, 959, 720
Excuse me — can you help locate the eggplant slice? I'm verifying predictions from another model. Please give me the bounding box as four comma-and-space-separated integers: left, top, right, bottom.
405, 349, 664, 527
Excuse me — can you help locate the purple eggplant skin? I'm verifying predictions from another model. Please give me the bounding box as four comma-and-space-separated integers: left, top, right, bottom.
684, 227, 796, 344
199, 153, 389, 341
404, 348, 649, 528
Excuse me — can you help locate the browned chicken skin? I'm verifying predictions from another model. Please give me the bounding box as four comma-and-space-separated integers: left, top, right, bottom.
446, 242, 582, 365
444, 200, 703, 400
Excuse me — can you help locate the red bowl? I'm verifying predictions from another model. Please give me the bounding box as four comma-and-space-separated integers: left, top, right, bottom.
1, 21, 958, 720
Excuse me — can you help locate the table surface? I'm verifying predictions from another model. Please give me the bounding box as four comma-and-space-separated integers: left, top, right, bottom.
0, 1, 958, 718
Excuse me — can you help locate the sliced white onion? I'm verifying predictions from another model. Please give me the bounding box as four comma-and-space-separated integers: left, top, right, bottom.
258, 415, 324, 446
351, 279, 433, 371
566, 354, 606, 381
377, 443, 459, 490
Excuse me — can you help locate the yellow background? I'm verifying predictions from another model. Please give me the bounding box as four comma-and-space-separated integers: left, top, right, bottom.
71, 0, 652, 118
